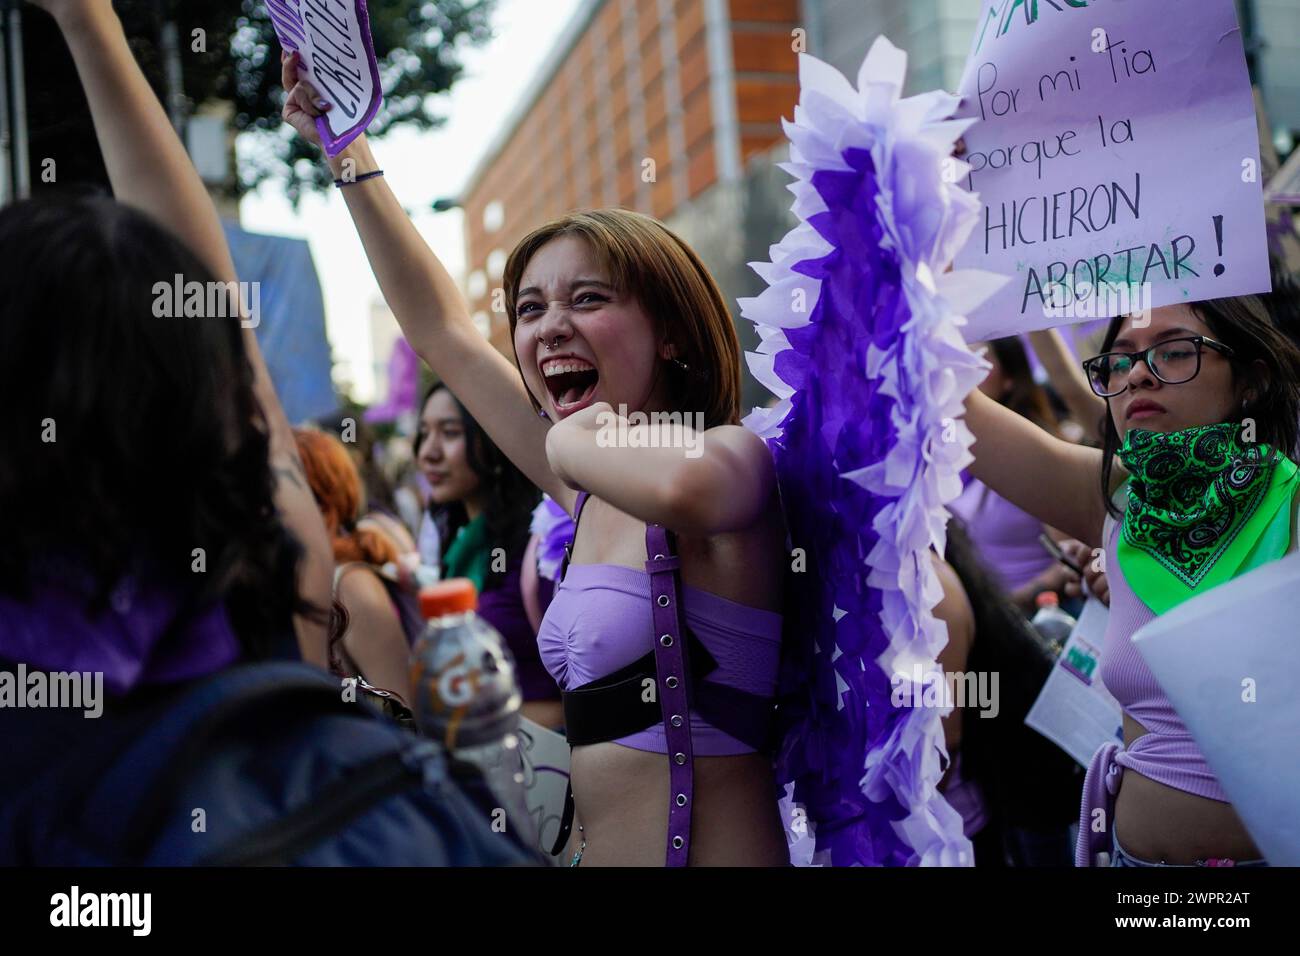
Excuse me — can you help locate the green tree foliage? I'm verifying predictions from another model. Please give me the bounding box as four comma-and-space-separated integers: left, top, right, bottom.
25, 0, 494, 203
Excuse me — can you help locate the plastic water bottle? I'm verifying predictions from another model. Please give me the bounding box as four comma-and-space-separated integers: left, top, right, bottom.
410, 578, 534, 845
1032, 591, 1077, 657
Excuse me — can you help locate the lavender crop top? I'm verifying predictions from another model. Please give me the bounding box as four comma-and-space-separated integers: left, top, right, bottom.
1098, 500, 1228, 801
1076, 484, 1298, 865
536, 503, 783, 756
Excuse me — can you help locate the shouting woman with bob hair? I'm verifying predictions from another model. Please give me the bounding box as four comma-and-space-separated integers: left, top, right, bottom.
282, 61, 790, 865
965, 294, 1300, 867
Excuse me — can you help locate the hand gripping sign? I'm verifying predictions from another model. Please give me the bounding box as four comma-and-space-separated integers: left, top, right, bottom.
265, 0, 382, 157
952, 0, 1271, 340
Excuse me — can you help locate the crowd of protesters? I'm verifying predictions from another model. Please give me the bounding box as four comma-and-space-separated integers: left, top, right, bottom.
1, 0, 1297, 869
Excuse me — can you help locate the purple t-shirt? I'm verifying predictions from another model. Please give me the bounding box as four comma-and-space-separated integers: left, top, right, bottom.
949, 477, 1054, 592
477, 554, 559, 703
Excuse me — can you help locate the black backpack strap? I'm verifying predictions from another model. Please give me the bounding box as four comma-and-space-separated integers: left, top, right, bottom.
89, 662, 367, 860
199, 740, 443, 866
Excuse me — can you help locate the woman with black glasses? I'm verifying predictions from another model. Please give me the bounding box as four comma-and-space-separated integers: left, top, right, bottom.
964, 295, 1300, 867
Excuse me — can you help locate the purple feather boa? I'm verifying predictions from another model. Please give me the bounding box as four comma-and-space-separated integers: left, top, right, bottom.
740, 40, 1004, 866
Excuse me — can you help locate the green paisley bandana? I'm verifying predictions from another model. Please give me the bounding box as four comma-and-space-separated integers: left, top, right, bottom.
1118, 423, 1299, 615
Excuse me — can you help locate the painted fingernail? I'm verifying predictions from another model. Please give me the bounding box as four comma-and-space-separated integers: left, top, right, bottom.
315, 99, 329, 109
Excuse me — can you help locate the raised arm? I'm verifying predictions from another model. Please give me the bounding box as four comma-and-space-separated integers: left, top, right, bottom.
544, 402, 776, 536
280, 55, 573, 512
45, 1, 332, 663
964, 387, 1109, 546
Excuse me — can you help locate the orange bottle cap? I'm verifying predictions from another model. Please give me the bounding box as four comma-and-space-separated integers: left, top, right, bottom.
419, 578, 478, 619
1035, 590, 1060, 608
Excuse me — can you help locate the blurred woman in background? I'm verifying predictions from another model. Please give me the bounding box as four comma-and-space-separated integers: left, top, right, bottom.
416, 384, 562, 728
294, 428, 422, 708
933, 522, 1082, 866
951, 337, 1082, 613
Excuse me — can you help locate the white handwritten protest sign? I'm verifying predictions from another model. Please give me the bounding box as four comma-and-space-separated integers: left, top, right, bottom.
952, 0, 1270, 340
266, 0, 382, 157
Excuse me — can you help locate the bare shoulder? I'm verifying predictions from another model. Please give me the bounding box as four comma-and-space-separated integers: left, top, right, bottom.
336, 564, 393, 611
931, 553, 975, 671
684, 482, 787, 613
708, 424, 777, 479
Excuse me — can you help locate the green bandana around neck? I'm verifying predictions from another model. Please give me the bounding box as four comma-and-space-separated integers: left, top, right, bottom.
1118, 422, 1299, 615
442, 513, 490, 593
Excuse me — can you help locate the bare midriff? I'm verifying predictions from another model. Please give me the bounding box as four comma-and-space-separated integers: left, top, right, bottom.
521, 699, 564, 730
1113, 714, 1261, 864
565, 741, 789, 866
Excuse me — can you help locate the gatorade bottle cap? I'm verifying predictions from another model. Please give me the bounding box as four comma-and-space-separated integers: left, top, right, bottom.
1035, 590, 1060, 608
419, 578, 478, 619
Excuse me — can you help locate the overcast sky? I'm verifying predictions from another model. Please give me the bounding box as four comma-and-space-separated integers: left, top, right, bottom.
239, 0, 583, 402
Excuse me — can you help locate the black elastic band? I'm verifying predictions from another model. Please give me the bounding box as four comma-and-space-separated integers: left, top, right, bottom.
333, 169, 384, 188
560, 633, 717, 746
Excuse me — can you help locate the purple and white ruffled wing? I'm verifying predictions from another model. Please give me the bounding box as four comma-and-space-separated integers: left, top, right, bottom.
741, 38, 1005, 866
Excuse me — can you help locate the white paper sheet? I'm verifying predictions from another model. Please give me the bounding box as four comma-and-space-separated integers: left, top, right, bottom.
1133, 550, 1300, 866
1025, 598, 1124, 766
516, 718, 570, 864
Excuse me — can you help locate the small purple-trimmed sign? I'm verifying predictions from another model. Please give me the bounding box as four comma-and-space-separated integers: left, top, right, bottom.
953, 0, 1270, 340
267, 0, 382, 157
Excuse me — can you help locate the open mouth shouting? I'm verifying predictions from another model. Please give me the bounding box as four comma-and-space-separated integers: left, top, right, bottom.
542, 355, 600, 418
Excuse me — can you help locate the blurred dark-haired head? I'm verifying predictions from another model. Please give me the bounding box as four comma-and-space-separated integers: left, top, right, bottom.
978, 336, 1058, 435
414, 383, 539, 588
0, 195, 314, 657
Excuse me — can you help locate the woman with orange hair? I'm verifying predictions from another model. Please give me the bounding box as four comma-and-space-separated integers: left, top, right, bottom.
293, 428, 421, 708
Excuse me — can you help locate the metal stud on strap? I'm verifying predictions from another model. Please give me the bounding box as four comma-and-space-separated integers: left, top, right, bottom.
647, 519, 692, 868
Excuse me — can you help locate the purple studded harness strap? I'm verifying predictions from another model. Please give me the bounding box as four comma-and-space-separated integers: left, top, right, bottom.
644, 521, 694, 866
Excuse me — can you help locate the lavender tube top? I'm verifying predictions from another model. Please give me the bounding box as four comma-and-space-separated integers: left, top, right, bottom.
537, 563, 783, 755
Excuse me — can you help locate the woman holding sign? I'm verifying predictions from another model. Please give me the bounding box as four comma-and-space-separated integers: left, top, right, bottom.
281, 59, 790, 866
965, 296, 1300, 866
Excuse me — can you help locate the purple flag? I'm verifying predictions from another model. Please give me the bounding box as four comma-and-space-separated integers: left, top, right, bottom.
953, 0, 1271, 339
267, 0, 382, 157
